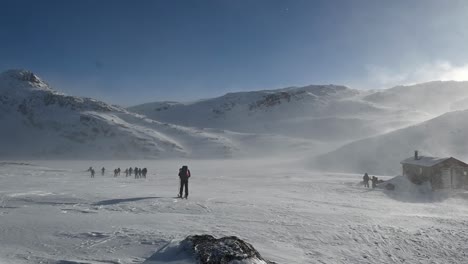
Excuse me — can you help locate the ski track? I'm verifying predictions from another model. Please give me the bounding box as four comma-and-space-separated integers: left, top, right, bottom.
1, 159, 468, 263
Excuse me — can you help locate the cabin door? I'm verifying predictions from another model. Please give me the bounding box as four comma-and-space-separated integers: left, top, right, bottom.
451, 168, 465, 189
441, 168, 452, 189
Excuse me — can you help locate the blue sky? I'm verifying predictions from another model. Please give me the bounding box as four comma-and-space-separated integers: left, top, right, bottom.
1, 0, 468, 105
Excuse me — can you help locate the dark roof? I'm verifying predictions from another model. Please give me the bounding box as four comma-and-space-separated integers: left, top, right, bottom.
400, 156, 450, 167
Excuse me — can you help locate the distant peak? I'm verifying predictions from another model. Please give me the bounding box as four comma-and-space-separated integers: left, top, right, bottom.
0, 69, 51, 91
1, 69, 42, 83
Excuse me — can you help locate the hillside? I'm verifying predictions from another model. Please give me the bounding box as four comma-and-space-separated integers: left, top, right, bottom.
0, 70, 280, 159
129, 85, 429, 142
363, 81, 468, 115
314, 109, 468, 175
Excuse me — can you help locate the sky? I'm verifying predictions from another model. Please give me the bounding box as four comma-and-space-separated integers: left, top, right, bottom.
1, 0, 468, 106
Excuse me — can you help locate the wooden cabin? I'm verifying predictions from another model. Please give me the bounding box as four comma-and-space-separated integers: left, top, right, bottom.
401, 151, 468, 190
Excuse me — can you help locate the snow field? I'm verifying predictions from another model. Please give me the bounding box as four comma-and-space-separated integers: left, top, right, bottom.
1, 159, 468, 263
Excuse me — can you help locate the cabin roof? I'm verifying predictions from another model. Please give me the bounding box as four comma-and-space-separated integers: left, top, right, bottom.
400, 156, 450, 167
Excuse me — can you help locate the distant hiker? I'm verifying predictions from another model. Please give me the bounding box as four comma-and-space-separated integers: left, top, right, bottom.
101, 167, 105, 176
125, 168, 129, 177
129, 167, 133, 176
363, 173, 370, 188
142, 168, 147, 178
371, 176, 378, 189
90, 168, 95, 178
178, 165, 191, 199
114, 169, 118, 177
134, 167, 138, 179
117, 168, 121, 176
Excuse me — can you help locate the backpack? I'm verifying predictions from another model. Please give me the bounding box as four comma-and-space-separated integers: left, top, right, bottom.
179, 166, 190, 178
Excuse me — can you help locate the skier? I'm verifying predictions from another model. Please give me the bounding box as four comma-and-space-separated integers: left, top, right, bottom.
117, 168, 121, 176
125, 168, 129, 177
134, 167, 139, 179
178, 165, 191, 199
129, 167, 133, 176
371, 176, 378, 188
142, 168, 147, 178
90, 168, 95, 178
101, 167, 105, 176
363, 173, 370, 188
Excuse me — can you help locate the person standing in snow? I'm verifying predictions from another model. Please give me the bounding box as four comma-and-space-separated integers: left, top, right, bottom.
101, 167, 105, 176
90, 168, 95, 178
371, 176, 378, 188
178, 165, 191, 199
363, 173, 370, 188
125, 168, 129, 177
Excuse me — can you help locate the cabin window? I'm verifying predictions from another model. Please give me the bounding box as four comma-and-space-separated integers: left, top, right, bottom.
419, 168, 423, 174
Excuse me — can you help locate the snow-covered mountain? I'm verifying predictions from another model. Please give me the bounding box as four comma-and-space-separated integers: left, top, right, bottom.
315, 109, 468, 175
5, 69, 468, 162
2, 69, 305, 159
129, 85, 429, 142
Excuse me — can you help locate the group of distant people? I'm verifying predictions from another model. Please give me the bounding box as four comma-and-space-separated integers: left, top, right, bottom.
124, 167, 147, 178
362, 173, 379, 188
87, 166, 148, 179
86, 165, 192, 198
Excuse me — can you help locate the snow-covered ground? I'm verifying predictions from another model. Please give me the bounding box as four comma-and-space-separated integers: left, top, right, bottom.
1, 159, 468, 263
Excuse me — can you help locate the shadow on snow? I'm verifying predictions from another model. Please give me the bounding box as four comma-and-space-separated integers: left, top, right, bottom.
93, 196, 162, 206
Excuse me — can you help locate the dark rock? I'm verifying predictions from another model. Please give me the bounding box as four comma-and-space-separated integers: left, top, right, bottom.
7, 70, 41, 83
184, 234, 275, 264
385, 183, 395, 191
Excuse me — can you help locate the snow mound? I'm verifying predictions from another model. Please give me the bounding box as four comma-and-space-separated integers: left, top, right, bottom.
380, 175, 445, 202
144, 235, 275, 264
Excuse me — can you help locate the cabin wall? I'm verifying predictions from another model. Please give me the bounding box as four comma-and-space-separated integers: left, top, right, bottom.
402, 164, 432, 184
431, 160, 468, 189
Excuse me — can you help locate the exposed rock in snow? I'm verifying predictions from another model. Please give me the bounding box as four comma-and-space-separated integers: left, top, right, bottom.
144, 235, 275, 264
